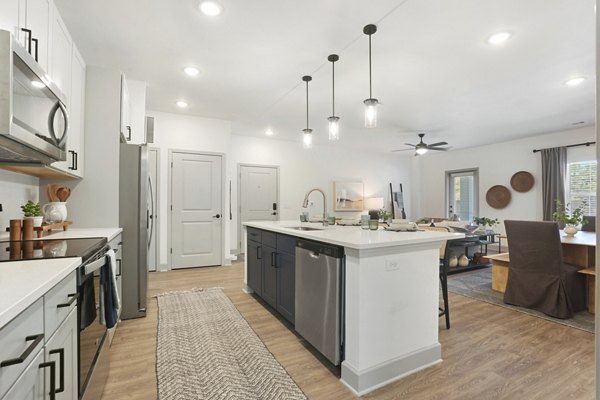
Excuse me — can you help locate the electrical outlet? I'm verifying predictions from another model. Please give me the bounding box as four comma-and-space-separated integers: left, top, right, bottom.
385, 259, 400, 271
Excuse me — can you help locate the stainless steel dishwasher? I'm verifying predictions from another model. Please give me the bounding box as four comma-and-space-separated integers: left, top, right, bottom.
295, 239, 344, 365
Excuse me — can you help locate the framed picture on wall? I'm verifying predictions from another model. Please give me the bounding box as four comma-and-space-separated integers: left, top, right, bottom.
333, 181, 364, 211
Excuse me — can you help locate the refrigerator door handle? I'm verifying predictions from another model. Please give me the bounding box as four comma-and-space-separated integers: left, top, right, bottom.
147, 175, 155, 250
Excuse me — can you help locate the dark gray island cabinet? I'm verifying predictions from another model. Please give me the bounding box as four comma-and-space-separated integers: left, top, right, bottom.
246, 227, 296, 323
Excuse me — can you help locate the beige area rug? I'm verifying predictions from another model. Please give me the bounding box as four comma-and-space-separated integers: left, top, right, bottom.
156, 288, 307, 400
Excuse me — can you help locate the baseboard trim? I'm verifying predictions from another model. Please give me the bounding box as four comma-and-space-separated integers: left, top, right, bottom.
340, 343, 442, 396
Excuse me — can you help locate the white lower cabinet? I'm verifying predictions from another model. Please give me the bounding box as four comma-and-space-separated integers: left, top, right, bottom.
2, 349, 45, 400
0, 272, 78, 400
45, 308, 77, 400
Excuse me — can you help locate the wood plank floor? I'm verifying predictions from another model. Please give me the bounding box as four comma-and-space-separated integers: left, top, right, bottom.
101, 263, 595, 400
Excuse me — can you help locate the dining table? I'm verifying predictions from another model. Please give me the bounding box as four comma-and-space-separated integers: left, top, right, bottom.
484, 230, 597, 313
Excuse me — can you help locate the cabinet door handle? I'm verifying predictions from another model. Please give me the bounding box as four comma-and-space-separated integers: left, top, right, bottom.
21, 28, 32, 54
271, 252, 278, 268
48, 348, 65, 393
0, 333, 44, 367
256, 246, 262, 260
39, 360, 56, 400
126, 126, 132, 141
68, 150, 75, 170
31, 37, 38, 62
57, 293, 78, 308
74, 151, 78, 170
116, 259, 122, 276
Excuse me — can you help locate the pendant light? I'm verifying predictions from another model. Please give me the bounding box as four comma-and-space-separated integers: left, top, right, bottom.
302, 75, 313, 149
327, 54, 340, 141
363, 24, 378, 128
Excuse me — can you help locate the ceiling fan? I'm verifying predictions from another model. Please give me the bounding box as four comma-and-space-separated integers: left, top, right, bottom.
392, 133, 450, 155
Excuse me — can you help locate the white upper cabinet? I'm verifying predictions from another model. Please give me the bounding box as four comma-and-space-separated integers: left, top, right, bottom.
49, 3, 72, 101
0, 0, 51, 73
68, 44, 85, 177
25, 0, 51, 73
125, 79, 147, 144
0, 1, 22, 37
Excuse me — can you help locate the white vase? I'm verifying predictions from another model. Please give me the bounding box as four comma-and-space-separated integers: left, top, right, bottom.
458, 254, 470, 267
448, 255, 458, 268
24, 216, 43, 227
42, 202, 67, 223
564, 224, 579, 237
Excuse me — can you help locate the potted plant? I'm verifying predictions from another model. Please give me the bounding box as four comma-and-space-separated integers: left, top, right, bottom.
21, 200, 43, 227
552, 200, 587, 237
378, 209, 392, 223
473, 216, 499, 233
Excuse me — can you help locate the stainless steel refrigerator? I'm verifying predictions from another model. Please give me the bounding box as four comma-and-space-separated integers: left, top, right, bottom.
119, 142, 151, 319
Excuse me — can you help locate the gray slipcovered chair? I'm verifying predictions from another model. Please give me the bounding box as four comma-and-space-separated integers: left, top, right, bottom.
581, 216, 596, 232
503, 220, 586, 319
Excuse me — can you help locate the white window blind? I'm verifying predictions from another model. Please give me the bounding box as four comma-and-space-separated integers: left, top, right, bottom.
567, 161, 597, 216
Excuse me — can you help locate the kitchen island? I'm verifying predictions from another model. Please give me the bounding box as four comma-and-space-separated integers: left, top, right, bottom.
243, 221, 462, 395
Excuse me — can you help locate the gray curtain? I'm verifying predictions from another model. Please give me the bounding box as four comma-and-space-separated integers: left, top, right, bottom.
541, 147, 567, 221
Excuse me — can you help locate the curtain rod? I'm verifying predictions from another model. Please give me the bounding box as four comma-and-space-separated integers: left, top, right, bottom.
532, 141, 596, 153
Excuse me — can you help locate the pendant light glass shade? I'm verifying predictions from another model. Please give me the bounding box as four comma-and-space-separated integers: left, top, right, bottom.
327, 54, 340, 141
363, 98, 378, 128
302, 128, 313, 149
363, 24, 378, 128
301, 75, 313, 149
328, 116, 340, 141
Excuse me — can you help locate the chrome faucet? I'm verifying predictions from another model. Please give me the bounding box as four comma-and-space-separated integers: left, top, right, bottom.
302, 188, 327, 226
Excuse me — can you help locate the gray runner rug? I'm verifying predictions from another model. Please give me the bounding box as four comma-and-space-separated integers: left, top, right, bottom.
156, 288, 307, 400
447, 268, 594, 333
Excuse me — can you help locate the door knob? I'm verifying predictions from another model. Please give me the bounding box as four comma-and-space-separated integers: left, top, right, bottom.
271, 212, 277, 216
213, 214, 221, 218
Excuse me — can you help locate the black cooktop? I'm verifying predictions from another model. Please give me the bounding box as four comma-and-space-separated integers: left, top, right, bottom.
0, 237, 107, 263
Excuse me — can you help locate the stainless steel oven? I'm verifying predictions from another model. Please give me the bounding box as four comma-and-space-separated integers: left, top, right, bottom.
0, 29, 68, 164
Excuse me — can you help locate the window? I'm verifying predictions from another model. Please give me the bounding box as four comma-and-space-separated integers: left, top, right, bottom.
567, 161, 597, 216
446, 169, 478, 222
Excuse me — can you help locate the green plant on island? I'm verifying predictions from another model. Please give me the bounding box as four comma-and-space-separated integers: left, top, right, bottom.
473, 216, 499, 227
378, 209, 391, 221
21, 200, 42, 217
552, 200, 587, 226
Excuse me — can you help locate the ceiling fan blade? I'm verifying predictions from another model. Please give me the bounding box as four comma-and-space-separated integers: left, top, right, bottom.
427, 141, 448, 147
404, 143, 416, 147
428, 147, 449, 151
391, 148, 414, 152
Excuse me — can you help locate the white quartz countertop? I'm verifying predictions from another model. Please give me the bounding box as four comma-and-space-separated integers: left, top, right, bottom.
0, 227, 122, 242
0, 257, 81, 327
244, 220, 463, 250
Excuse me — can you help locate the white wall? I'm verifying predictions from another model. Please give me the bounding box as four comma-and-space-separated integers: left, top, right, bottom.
147, 111, 232, 268
147, 110, 413, 265
413, 126, 596, 233
0, 171, 39, 229
228, 135, 412, 252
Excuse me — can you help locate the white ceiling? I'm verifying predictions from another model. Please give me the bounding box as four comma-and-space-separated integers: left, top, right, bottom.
55, 0, 595, 153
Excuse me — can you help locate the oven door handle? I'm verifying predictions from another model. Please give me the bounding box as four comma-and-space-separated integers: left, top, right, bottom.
84, 256, 107, 275
56, 293, 78, 308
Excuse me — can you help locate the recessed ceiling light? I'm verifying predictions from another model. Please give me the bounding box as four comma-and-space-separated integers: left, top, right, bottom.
199, 1, 223, 16
565, 77, 586, 86
184, 66, 200, 77
265, 128, 274, 136
175, 100, 188, 108
487, 31, 512, 45
31, 80, 45, 88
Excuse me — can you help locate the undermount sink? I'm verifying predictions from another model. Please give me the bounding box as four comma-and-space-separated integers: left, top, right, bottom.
285, 226, 324, 231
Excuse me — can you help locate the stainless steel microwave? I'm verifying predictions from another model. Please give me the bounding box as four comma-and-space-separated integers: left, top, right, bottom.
0, 29, 68, 165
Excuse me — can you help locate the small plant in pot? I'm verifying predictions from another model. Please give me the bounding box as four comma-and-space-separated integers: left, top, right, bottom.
473, 217, 499, 233
21, 200, 43, 227
552, 200, 587, 237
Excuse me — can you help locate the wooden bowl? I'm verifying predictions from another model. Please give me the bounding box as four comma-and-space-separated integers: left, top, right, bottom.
510, 171, 534, 193
486, 185, 511, 209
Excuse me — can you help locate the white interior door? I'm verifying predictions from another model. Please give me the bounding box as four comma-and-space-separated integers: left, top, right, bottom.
147, 148, 159, 272
171, 152, 222, 268
239, 165, 279, 251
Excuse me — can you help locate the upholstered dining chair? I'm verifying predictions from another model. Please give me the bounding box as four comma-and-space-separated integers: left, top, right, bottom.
421, 226, 451, 329
581, 216, 596, 232
503, 220, 586, 319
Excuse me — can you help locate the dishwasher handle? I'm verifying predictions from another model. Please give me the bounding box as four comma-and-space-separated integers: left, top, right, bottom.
309, 251, 320, 259
296, 239, 344, 259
